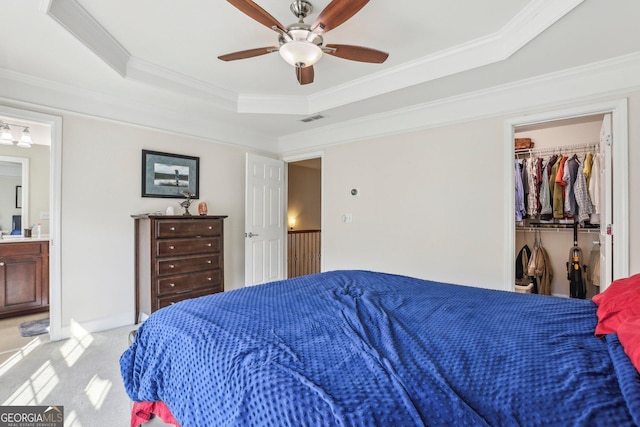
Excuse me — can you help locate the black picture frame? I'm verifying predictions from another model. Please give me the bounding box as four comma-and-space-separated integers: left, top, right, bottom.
141, 150, 199, 199
15, 185, 21, 208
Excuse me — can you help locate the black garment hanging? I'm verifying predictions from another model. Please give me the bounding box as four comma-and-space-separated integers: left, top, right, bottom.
516, 245, 531, 281
567, 222, 586, 299
516, 244, 538, 294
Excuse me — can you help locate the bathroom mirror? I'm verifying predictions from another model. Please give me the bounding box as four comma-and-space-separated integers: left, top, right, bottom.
0, 156, 29, 237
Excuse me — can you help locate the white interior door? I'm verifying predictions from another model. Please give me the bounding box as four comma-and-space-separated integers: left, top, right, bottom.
245, 153, 285, 286
599, 113, 613, 287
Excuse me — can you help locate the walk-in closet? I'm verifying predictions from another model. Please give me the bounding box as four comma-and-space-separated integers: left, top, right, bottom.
514, 114, 608, 299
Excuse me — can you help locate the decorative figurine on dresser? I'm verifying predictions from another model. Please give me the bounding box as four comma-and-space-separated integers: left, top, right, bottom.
179, 190, 195, 215
132, 214, 227, 323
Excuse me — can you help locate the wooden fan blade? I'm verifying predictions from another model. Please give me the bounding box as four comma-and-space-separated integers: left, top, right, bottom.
296, 66, 314, 85
311, 0, 369, 33
325, 44, 388, 63
218, 47, 277, 61
227, 0, 286, 32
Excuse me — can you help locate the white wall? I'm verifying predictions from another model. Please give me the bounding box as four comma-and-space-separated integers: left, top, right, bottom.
0, 144, 50, 234
59, 115, 246, 328
29, 145, 50, 234
323, 118, 508, 290
628, 93, 640, 277
321, 92, 640, 290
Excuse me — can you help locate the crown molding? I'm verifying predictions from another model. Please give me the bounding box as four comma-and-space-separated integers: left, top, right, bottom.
0, 68, 279, 153
2, 52, 638, 158
278, 52, 640, 155
306, 0, 585, 114
45, 0, 583, 116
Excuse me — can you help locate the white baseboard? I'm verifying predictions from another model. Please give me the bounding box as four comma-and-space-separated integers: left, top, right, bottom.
56, 311, 135, 340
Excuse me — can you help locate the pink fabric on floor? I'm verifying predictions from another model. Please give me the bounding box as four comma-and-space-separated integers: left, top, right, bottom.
131, 401, 181, 427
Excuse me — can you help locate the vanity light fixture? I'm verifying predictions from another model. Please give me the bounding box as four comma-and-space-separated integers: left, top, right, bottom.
0, 124, 13, 145
16, 127, 32, 148
0, 122, 34, 148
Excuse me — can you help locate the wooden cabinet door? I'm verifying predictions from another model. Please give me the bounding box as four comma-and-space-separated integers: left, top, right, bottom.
0, 256, 43, 312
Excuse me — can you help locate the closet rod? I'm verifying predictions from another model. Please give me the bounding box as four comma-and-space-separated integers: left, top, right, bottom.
516, 227, 600, 234
515, 141, 599, 157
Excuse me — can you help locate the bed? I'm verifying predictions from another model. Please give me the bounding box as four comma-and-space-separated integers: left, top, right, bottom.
120, 270, 640, 426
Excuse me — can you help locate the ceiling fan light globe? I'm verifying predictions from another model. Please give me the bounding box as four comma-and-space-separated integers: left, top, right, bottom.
279, 41, 322, 67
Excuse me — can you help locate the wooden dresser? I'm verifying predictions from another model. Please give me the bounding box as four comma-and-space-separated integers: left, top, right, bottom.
133, 215, 227, 322
0, 240, 49, 319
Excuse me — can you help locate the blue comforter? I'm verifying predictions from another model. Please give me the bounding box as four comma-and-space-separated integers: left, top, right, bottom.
120, 270, 640, 426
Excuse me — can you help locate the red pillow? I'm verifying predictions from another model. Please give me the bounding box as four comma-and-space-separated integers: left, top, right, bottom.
618, 317, 640, 372
592, 273, 640, 336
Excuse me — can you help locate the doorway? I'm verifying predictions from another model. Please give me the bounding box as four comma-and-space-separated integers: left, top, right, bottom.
505, 99, 629, 293
0, 105, 62, 340
283, 154, 323, 278
514, 114, 604, 297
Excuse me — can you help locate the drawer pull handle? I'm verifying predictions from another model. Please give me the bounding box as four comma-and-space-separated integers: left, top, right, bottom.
207, 260, 212, 264
0, 262, 4, 266
169, 264, 175, 269
170, 283, 176, 287
170, 302, 176, 305
170, 227, 176, 231
207, 277, 212, 281
169, 246, 175, 250
207, 243, 212, 247
208, 226, 212, 229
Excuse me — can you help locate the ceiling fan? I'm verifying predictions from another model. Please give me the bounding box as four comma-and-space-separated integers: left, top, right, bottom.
218, 0, 389, 85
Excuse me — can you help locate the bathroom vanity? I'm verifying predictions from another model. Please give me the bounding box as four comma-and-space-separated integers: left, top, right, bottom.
0, 238, 49, 318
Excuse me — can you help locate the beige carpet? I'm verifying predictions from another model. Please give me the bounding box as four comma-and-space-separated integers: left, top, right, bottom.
0, 316, 136, 426
0, 313, 50, 366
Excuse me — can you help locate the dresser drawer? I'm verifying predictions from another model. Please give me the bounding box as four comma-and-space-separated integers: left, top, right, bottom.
156, 219, 222, 238
134, 215, 227, 322
156, 254, 220, 276
156, 269, 222, 295
156, 287, 222, 310
156, 237, 221, 257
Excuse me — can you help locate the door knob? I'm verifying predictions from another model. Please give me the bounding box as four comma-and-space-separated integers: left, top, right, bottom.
247, 232, 259, 238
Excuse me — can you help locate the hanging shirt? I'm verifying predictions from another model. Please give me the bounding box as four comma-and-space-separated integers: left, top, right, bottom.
589, 152, 601, 221
563, 156, 572, 214
515, 159, 526, 222
521, 159, 529, 214
539, 157, 553, 217
574, 153, 593, 223
583, 151, 593, 188
565, 155, 580, 217
535, 158, 543, 213
526, 157, 538, 217
552, 156, 566, 219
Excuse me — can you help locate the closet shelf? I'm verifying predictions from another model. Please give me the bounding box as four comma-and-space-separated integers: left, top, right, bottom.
514, 141, 599, 158
517, 223, 600, 233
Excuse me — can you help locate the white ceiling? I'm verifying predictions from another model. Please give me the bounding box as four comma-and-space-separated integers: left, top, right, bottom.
1, 0, 639, 153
